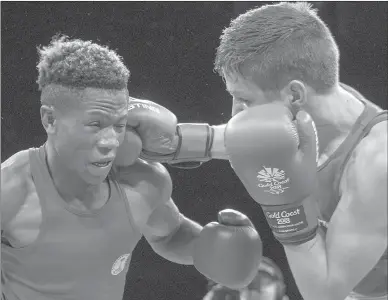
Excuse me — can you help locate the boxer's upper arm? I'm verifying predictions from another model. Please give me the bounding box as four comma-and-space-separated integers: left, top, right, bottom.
136, 163, 181, 243
1, 151, 30, 233
143, 198, 181, 243
325, 124, 387, 293
115, 160, 178, 242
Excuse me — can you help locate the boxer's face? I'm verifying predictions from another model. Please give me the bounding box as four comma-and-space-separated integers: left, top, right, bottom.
224, 72, 284, 117
51, 88, 128, 184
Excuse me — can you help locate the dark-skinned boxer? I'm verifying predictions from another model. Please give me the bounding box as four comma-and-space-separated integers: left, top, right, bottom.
1, 36, 262, 300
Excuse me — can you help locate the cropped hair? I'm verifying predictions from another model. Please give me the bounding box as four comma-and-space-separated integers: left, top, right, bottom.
214, 2, 340, 93
37, 35, 130, 92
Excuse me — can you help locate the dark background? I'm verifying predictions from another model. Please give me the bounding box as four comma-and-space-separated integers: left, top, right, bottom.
1, 2, 387, 300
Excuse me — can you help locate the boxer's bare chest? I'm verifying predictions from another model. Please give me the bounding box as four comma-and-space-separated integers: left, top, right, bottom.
4, 174, 150, 248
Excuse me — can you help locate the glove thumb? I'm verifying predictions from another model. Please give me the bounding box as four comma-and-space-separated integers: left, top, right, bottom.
295, 110, 319, 164
217, 209, 255, 228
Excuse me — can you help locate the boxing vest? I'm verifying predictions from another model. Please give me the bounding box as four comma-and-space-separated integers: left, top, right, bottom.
316, 84, 387, 297
1, 145, 142, 300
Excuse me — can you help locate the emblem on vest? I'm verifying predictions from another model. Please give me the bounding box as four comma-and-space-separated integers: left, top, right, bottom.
111, 253, 131, 275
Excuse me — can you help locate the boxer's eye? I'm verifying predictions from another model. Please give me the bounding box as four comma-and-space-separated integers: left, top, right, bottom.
114, 124, 126, 132
88, 122, 101, 128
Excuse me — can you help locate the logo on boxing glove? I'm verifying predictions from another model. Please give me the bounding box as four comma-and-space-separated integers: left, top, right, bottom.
127, 101, 161, 114
265, 207, 308, 234
257, 167, 290, 195
266, 209, 301, 225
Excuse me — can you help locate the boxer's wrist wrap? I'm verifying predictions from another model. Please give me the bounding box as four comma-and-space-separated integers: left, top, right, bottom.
168, 123, 214, 169
140, 123, 214, 168
260, 196, 318, 245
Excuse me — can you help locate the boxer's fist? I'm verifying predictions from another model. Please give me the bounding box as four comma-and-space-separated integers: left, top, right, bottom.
115, 98, 215, 168
114, 98, 177, 167
114, 127, 143, 166
127, 98, 179, 156
225, 103, 319, 245
193, 209, 263, 289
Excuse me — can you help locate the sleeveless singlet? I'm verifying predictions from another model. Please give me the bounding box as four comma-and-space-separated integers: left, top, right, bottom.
316, 84, 387, 297
1, 145, 142, 300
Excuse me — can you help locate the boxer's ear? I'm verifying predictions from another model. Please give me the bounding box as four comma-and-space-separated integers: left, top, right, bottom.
40, 105, 57, 134
283, 80, 308, 111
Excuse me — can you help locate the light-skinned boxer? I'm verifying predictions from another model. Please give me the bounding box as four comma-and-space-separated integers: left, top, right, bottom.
119, 3, 387, 300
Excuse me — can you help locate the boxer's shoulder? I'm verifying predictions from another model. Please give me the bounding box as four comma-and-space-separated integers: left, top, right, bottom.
115, 159, 172, 192
352, 119, 386, 173
114, 159, 173, 230
1, 150, 33, 229
362, 118, 387, 145
114, 159, 172, 204
340, 119, 387, 199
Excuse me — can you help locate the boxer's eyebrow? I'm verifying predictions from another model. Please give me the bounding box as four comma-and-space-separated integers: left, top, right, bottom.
87, 111, 127, 121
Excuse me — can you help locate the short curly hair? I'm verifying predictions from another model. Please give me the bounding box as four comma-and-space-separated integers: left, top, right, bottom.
214, 2, 339, 93
37, 35, 130, 91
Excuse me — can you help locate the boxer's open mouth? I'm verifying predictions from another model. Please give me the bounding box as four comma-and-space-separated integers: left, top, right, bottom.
92, 161, 112, 167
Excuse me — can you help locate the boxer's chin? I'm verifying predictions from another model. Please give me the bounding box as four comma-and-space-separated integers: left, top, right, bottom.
114, 129, 142, 167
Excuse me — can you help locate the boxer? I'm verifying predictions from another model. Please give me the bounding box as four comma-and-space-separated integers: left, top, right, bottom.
0, 36, 263, 300
119, 3, 387, 300
217, 3, 387, 300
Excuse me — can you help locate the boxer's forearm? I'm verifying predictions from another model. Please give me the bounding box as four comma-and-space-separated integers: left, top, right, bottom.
210, 124, 228, 160
152, 216, 202, 265
283, 229, 342, 300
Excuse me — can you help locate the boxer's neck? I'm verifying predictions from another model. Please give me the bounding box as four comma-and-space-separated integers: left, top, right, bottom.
44, 142, 103, 203
305, 85, 365, 159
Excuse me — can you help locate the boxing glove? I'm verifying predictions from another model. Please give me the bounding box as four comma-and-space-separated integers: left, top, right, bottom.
193, 209, 263, 289
224, 103, 319, 245
114, 127, 143, 167
114, 97, 214, 168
